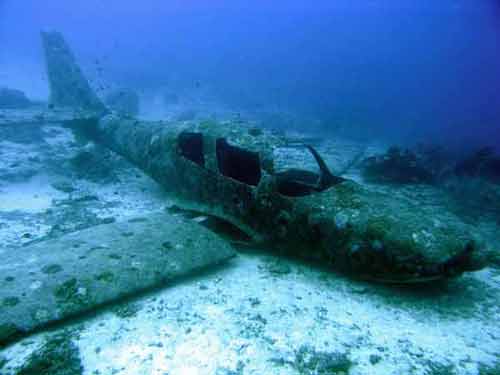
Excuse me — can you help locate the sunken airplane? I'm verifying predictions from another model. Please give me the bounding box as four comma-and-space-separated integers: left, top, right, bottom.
41, 31, 489, 284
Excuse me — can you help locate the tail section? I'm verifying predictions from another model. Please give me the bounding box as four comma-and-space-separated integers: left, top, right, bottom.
41, 31, 106, 113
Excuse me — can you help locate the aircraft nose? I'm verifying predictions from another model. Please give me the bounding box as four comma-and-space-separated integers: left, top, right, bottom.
440, 241, 489, 277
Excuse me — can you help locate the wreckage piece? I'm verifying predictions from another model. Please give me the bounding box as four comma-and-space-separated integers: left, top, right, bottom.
455, 147, 500, 184
42, 31, 490, 284
0, 213, 235, 347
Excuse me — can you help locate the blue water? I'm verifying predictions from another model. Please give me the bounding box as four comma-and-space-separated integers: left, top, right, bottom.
1, 3, 500, 373
1, 0, 499, 149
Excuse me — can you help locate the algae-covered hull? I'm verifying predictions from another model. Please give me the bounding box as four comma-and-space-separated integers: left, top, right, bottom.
41, 31, 490, 284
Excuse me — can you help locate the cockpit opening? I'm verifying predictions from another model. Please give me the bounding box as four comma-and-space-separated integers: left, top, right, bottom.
178, 132, 205, 167
216, 138, 261, 186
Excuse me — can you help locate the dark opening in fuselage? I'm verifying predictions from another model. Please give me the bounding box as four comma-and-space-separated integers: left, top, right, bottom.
178, 132, 205, 167
178, 132, 344, 197
216, 138, 261, 186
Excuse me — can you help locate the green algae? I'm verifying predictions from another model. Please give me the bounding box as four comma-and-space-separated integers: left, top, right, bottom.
95, 271, 114, 282
54, 279, 79, 301
54, 278, 93, 315
294, 345, 352, 375
0, 323, 22, 346
112, 302, 142, 319
363, 217, 392, 241
15, 332, 82, 375
478, 362, 500, 375
3, 297, 20, 307
41, 264, 63, 274
333, 182, 363, 210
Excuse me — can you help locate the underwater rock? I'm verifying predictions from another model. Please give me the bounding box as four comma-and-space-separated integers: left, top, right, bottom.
104, 88, 139, 117
361, 146, 438, 184
0, 212, 235, 346
0, 88, 32, 109
362, 143, 500, 187
14, 332, 82, 375
455, 147, 500, 184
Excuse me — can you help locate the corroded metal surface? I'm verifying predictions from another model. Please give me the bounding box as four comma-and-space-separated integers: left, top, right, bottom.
0, 213, 235, 347
41, 31, 106, 113
40, 31, 491, 284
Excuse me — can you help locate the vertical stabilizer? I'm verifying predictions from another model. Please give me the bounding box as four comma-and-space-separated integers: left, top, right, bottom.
41, 31, 106, 113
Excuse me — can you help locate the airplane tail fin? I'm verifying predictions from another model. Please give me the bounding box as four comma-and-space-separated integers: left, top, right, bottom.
41, 31, 106, 114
